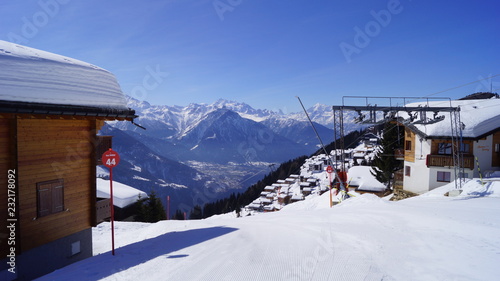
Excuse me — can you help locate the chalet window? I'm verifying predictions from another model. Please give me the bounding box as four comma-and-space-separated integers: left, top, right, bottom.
404, 166, 411, 176
438, 143, 452, 155
460, 143, 470, 154
37, 179, 64, 217
495, 143, 500, 153
405, 140, 412, 151
437, 171, 451, 182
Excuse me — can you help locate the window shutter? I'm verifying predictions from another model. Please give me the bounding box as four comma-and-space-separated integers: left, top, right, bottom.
37, 183, 52, 217
52, 180, 64, 213
37, 179, 64, 217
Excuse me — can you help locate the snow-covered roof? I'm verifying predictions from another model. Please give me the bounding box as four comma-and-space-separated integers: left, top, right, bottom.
263, 185, 275, 191
347, 166, 386, 192
248, 203, 261, 210
403, 99, 500, 139
261, 198, 272, 204
96, 178, 148, 208
263, 205, 275, 211
0, 40, 130, 110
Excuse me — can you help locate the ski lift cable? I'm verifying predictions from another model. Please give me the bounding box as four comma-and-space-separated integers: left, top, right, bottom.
424, 74, 500, 98
296, 96, 346, 192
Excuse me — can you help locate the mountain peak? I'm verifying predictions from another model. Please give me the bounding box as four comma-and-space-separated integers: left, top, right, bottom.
126, 96, 151, 111
212, 99, 254, 113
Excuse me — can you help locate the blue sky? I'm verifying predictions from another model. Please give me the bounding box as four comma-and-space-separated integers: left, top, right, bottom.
1, 0, 499, 113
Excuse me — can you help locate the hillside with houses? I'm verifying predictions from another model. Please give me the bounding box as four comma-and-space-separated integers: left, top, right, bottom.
246, 135, 382, 213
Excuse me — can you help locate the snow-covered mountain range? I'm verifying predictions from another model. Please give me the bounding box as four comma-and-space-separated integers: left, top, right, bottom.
104, 97, 362, 211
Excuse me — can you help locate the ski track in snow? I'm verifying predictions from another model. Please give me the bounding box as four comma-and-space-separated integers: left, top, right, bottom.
36, 187, 500, 281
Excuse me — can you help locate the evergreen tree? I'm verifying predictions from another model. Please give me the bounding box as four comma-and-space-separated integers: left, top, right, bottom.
172, 209, 184, 220
189, 205, 203, 220
370, 122, 404, 190
135, 190, 167, 222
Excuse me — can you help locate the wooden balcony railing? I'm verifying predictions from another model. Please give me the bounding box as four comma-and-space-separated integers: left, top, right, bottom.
426, 154, 475, 169
394, 149, 405, 160
96, 136, 113, 165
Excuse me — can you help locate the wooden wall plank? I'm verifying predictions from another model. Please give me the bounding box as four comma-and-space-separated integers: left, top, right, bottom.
16, 118, 95, 252
404, 128, 416, 163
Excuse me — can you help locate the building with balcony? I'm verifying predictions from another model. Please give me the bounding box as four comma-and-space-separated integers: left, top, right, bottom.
401, 97, 500, 194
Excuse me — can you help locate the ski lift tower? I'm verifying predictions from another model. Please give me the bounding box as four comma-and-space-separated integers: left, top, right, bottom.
332, 96, 464, 190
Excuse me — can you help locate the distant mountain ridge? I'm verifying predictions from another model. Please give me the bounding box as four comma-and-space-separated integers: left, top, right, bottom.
104, 97, 361, 212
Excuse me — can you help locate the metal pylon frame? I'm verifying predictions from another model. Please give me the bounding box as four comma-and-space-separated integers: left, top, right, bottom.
449, 109, 464, 189
332, 96, 464, 190
333, 108, 345, 172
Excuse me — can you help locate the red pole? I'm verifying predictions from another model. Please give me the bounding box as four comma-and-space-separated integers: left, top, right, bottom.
110, 168, 115, 256
166, 196, 170, 220
328, 172, 333, 208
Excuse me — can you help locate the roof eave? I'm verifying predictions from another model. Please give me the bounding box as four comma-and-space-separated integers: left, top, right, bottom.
0, 100, 137, 120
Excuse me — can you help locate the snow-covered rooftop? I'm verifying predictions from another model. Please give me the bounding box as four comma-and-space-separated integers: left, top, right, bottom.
96, 178, 147, 208
0, 40, 129, 109
403, 98, 500, 139
347, 166, 386, 192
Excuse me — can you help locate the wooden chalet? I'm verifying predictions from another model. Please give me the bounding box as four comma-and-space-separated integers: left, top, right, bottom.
0, 41, 136, 280
400, 97, 500, 193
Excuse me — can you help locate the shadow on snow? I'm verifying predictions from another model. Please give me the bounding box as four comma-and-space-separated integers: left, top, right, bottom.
38, 226, 238, 281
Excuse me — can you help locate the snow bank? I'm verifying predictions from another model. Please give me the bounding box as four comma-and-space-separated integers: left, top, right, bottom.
0, 40, 128, 109
417, 178, 500, 198
96, 178, 147, 208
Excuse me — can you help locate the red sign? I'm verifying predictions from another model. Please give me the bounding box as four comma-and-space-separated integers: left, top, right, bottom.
101, 149, 120, 255
326, 165, 333, 173
102, 149, 120, 168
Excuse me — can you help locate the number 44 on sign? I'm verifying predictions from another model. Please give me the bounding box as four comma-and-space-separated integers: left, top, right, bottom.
106, 158, 116, 167
102, 149, 120, 168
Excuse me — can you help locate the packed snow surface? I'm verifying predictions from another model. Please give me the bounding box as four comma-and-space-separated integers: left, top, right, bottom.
37, 179, 500, 281
0, 40, 128, 109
